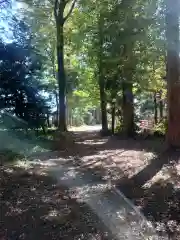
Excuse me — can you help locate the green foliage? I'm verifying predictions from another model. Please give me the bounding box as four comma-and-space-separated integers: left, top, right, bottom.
153, 119, 167, 136
0, 149, 24, 163
0, 37, 48, 130
14, 0, 167, 131
70, 0, 166, 120
115, 122, 122, 133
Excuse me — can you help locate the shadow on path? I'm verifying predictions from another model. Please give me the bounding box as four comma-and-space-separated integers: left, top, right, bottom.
117, 150, 180, 196
3, 128, 180, 239
0, 164, 114, 240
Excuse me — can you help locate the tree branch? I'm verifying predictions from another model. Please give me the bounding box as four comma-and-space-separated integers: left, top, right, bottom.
0, 0, 7, 4
0, 0, 10, 8
54, 0, 59, 20
63, 0, 77, 23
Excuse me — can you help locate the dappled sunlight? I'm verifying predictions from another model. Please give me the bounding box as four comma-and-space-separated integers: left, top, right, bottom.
82, 154, 108, 163
66, 182, 159, 239
119, 153, 180, 238
144, 160, 180, 189
69, 125, 102, 132
0, 128, 49, 157
78, 144, 156, 183
77, 139, 108, 145
31, 159, 58, 167
1, 0, 177, 237
1, 164, 113, 240
3, 167, 14, 173
0, 129, 172, 239
60, 168, 79, 181
15, 159, 32, 169
69, 183, 111, 201
43, 207, 72, 221
0, 125, 173, 239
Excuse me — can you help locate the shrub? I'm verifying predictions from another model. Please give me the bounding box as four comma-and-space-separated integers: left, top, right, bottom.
153, 118, 167, 136
0, 149, 24, 164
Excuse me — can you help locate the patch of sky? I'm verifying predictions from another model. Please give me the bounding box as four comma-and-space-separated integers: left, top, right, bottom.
0, 0, 23, 43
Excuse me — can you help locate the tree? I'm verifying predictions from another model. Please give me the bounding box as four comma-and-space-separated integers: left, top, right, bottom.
16, 0, 168, 135
0, 19, 49, 131
98, 12, 108, 133
0, 0, 10, 7
53, 0, 77, 131
165, 0, 180, 147
18, 0, 77, 131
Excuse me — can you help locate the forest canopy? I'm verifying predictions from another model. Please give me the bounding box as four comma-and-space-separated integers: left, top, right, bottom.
0, 0, 179, 145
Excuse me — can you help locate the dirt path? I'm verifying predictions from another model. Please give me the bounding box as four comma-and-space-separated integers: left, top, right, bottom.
68, 125, 102, 132
25, 131, 165, 239
2, 130, 179, 239
66, 132, 180, 239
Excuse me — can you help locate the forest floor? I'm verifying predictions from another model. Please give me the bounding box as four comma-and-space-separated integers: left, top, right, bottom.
1, 128, 180, 239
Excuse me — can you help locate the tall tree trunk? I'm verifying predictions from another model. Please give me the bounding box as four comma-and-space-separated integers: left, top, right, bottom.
54, 0, 76, 131
159, 99, 163, 120
111, 101, 115, 135
46, 113, 50, 128
69, 108, 72, 126
54, 90, 59, 127
56, 23, 67, 131
99, 79, 108, 132
98, 13, 108, 133
122, 81, 134, 137
154, 92, 158, 124
166, 0, 180, 147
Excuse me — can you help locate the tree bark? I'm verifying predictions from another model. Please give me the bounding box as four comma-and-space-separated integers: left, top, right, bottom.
46, 113, 50, 127
98, 13, 108, 133
166, 0, 180, 147
122, 81, 134, 137
111, 102, 115, 135
159, 99, 163, 120
54, 0, 76, 132
56, 23, 67, 131
154, 92, 158, 124
54, 90, 59, 126
99, 80, 108, 132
